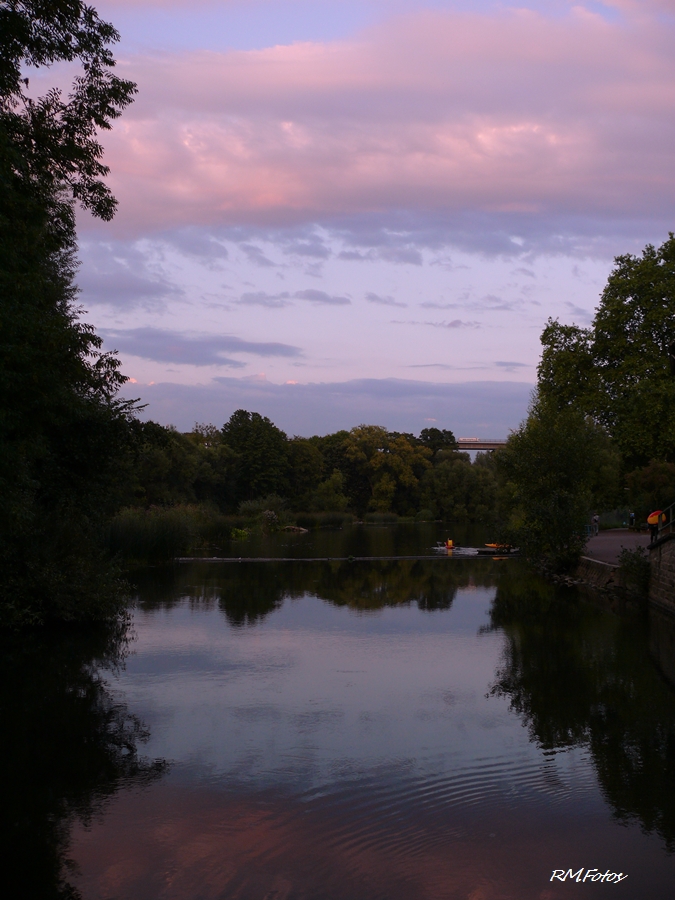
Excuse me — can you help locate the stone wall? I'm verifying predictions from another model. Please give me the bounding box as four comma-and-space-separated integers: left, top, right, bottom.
573, 556, 641, 614
649, 606, 675, 689
649, 533, 675, 615
576, 557, 623, 592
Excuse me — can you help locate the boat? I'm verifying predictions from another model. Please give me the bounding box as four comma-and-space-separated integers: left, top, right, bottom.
433, 541, 519, 557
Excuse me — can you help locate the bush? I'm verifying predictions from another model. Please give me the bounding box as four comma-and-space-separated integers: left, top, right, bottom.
498, 403, 620, 572
364, 512, 399, 524
295, 512, 355, 529
108, 506, 202, 562
416, 509, 435, 521
238, 494, 287, 516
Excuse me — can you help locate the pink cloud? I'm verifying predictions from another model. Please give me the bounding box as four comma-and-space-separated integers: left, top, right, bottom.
94, 7, 675, 236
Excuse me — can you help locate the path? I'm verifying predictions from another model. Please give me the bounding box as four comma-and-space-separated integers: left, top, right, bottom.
584, 528, 650, 565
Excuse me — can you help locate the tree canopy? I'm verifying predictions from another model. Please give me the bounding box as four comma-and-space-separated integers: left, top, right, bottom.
0, 1, 137, 625
538, 235, 675, 466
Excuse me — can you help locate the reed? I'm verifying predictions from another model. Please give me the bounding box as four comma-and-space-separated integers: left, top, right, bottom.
107, 505, 228, 562
364, 512, 400, 524
295, 511, 356, 529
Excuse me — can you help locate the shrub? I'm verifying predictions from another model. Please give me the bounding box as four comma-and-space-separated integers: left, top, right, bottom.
618, 546, 651, 602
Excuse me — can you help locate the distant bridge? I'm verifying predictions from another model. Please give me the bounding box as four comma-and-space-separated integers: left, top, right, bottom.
457, 438, 507, 451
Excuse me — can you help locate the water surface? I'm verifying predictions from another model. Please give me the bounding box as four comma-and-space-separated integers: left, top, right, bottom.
5, 526, 675, 899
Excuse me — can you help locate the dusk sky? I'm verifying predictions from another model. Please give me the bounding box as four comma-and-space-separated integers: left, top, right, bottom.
66, 0, 675, 435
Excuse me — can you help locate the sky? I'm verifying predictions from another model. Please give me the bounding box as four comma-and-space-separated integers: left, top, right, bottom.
62, 0, 675, 435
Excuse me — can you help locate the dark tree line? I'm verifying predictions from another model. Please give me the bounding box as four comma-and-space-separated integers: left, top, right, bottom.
126, 413, 499, 522
1, 2, 137, 625
497, 235, 675, 569
4, 2, 674, 619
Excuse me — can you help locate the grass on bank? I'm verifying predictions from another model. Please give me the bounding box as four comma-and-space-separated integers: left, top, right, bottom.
106, 502, 444, 563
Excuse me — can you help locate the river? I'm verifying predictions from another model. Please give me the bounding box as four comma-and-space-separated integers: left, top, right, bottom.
4, 524, 675, 898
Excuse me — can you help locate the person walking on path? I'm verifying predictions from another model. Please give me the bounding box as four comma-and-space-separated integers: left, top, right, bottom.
592, 514, 600, 536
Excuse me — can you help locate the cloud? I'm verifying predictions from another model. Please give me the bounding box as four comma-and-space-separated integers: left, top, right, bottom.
119, 376, 533, 435
234, 286, 352, 307
392, 319, 480, 329
420, 302, 460, 310
101, 327, 302, 365
365, 292, 406, 308
378, 247, 423, 266
421, 294, 516, 312
282, 238, 331, 259
294, 289, 351, 305
407, 363, 485, 370
96, 6, 675, 255
77, 241, 183, 309
239, 244, 277, 267
494, 360, 531, 371
161, 227, 229, 261
475, 294, 516, 312
239, 291, 292, 308
564, 300, 594, 322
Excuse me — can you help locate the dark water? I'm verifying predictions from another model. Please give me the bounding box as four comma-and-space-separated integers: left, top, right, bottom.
4, 525, 675, 899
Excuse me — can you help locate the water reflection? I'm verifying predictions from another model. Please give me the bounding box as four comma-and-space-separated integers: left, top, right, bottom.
650, 605, 675, 689
489, 568, 675, 851
8, 539, 675, 899
132, 556, 501, 624
0, 621, 166, 899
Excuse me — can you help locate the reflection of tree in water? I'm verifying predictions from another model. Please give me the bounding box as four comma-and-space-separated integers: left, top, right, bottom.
0, 621, 166, 898
134, 558, 501, 623
133, 564, 286, 626
304, 559, 482, 612
488, 567, 675, 851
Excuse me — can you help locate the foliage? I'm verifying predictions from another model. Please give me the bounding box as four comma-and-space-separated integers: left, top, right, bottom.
341, 425, 432, 515
238, 494, 288, 517
497, 401, 621, 571
108, 505, 200, 563
538, 235, 675, 467
118, 414, 500, 535
1, 616, 165, 897
626, 459, 675, 520
415, 508, 435, 521
287, 437, 323, 507
418, 426, 458, 455
489, 576, 675, 850
221, 409, 290, 504
420, 450, 498, 522
309, 470, 350, 512
0, 1, 137, 625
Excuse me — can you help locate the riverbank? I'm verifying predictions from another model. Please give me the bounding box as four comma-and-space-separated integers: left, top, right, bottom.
566, 529, 651, 613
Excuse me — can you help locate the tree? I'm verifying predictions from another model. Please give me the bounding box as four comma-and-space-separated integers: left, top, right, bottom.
538, 235, 675, 466
420, 452, 498, 523
626, 459, 675, 519
497, 401, 621, 571
418, 427, 458, 456
342, 426, 432, 515
221, 410, 290, 505
287, 437, 324, 507
0, 2, 137, 624
1, 1, 136, 221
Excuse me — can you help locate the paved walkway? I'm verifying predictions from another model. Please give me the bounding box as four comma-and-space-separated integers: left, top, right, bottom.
584, 528, 650, 565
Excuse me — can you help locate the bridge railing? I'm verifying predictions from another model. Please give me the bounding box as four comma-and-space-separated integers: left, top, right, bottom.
658, 501, 675, 537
